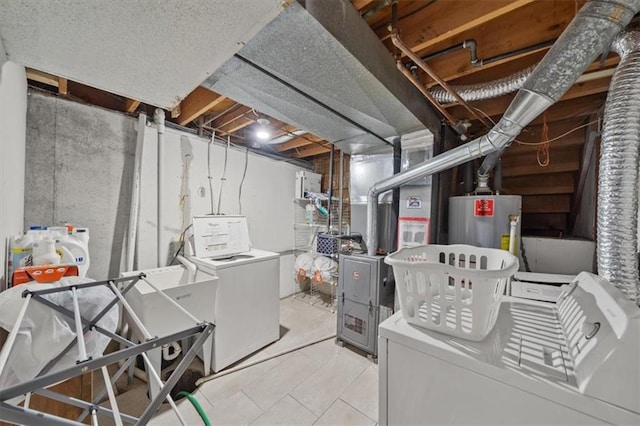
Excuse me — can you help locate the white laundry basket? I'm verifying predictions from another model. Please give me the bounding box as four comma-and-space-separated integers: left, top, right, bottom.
385, 244, 519, 341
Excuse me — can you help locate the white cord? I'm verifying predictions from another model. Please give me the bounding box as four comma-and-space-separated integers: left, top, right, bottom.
238, 148, 249, 215
216, 136, 230, 215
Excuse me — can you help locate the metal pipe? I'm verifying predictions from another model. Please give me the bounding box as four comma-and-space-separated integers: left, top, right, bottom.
154, 108, 166, 267
367, 0, 640, 255
598, 30, 640, 303
328, 145, 334, 230
391, 33, 492, 127
421, 39, 479, 65
477, 0, 640, 177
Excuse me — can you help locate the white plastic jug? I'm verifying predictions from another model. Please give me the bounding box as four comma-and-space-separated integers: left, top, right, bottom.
32, 238, 60, 266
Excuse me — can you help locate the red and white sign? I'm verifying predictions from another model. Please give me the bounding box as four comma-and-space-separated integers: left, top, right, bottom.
474, 199, 495, 217
353, 271, 360, 280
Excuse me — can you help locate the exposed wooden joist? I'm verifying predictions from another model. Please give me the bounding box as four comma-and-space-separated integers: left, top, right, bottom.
177, 87, 227, 126
502, 172, 575, 195
124, 99, 141, 113
276, 133, 323, 152
58, 78, 68, 95
502, 145, 581, 177
26, 68, 59, 87
211, 105, 253, 129
294, 144, 332, 158
380, 0, 536, 57
523, 195, 572, 213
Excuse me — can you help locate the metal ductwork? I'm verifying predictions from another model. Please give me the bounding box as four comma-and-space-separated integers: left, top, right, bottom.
430, 65, 536, 104
367, 0, 640, 255
598, 30, 640, 303
202, 0, 445, 155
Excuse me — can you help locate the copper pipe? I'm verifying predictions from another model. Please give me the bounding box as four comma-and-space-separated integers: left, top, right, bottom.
390, 33, 491, 128
396, 62, 459, 126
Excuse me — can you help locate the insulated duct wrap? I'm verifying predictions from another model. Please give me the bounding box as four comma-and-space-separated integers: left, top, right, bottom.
366, 0, 640, 255
597, 30, 640, 303
430, 65, 535, 104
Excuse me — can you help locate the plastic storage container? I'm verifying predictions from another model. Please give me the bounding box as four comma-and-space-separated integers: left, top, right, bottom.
385, 244, 518, 341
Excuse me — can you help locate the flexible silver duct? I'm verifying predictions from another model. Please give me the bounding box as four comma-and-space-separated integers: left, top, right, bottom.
430, 65, 536, 104
597, 30, 640, 303
366, 0, 640, 255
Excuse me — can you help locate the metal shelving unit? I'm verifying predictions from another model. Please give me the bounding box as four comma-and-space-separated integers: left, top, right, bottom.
292, 198, 338, 312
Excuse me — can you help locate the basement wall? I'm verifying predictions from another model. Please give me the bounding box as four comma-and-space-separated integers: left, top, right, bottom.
0, 62, 27, 290
24, 92, 304, 297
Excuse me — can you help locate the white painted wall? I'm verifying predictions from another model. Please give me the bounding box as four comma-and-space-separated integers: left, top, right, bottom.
0, 62, 27, 290
133, 125, 306, 299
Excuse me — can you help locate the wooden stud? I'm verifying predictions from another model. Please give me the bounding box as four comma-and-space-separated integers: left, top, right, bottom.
294, 144, 332, 158
124, 99, 141, 113
26, 68, 59, 87
276, 133, 323, 152
177, 87, 227, 125
58, 78, 68, 95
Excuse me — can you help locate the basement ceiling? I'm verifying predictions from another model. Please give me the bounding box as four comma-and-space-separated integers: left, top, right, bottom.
0, 0, 284, 108
7, 0, 622, 237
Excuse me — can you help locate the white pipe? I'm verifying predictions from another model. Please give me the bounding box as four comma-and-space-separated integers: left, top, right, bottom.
197, 333, 335, 386
0, 294, 31, 376
101, 366, 123, 426
176, 255, 197, 283
155, 109, 166, 267
509, 216, 518, 255
125, 113, 147, 272
71, 287, 89, 362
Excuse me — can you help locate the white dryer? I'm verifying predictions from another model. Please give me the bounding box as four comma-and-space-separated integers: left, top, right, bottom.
379, 272, 640, 425
189, 249, 280, 372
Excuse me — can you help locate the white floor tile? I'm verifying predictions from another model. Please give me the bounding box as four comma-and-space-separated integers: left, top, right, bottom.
201, 390, 263, 425
243, 352, 320, 410
313, 399, 376, 426
290, 349, 371, 416
198, 354, 288, 405
340, 364, 378, 422
251, 394, 318, 425
149, 391, 216, 425
300, 337, 344, 366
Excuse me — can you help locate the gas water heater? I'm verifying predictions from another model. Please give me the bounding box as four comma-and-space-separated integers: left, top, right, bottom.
448, 195, 522, 254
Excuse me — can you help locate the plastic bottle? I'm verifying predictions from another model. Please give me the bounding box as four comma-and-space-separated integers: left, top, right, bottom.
8, 232, 35, 286
305, 203, 315, 225
57, 233, 90, 277
32, 238, 61, 266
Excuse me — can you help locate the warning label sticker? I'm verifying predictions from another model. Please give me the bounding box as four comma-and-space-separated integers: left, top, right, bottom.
474, 199, 495, 217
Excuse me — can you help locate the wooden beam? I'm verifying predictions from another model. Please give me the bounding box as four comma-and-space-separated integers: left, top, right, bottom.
294, 144, 332, 158
502, 172, 575, 195
502, 145, 581, 177
522, 195, 571, 213
58, 78, 68, 95
26, 68, 59, 87
381, 0, 536, 58
124, 99, 141, 113
211, 105, 252, 129
177, 87, 227, 125
522, 213, 568, 231
276, 133, 323, 152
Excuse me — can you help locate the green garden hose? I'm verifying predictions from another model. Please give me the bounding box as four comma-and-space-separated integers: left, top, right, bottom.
176, 391, 211, 426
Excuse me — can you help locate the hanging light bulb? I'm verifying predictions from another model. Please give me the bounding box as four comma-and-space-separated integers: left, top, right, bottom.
255, 117, 271, 141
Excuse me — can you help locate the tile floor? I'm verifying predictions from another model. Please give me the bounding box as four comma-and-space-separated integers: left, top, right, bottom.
107, 296, 379, 426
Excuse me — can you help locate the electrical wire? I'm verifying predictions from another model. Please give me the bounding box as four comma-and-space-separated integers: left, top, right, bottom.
472, 106, 598, 146
238, 147, 249, 215
216, 136, 230, 215
537, 112, 551, 167
168, 224, 193, 266
207, 131, 215, 215
176, 391, 211, 426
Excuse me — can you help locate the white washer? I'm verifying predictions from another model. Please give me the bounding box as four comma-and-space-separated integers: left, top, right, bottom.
379, 272, 640, 425
189, 248, 280, 372
510, 271, 575, 302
